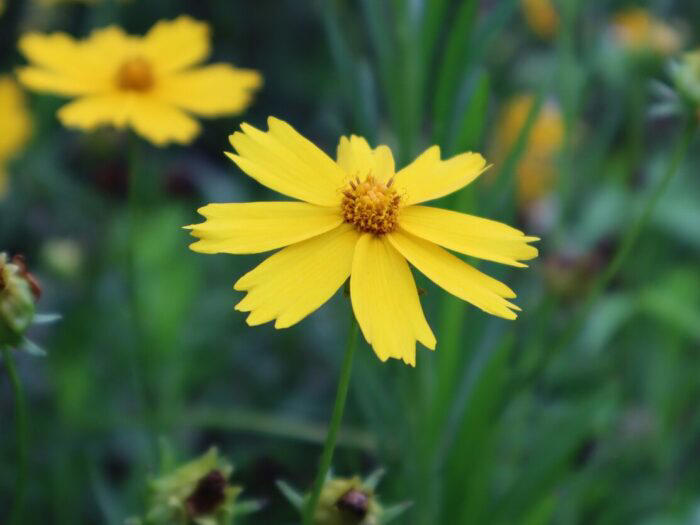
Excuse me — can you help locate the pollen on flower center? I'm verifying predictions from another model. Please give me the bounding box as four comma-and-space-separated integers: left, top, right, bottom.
341, 174, 400, 234
116, 57, 154, 91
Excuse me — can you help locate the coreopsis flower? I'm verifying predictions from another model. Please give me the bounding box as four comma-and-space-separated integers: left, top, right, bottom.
521, 0, 559, 40
17, 16, 262, 146
491, 95, 564, 206
670, 49, 700, 116
127, 448, 248, 525
0, 254, 40, 347
186, 118, 538, 366
611, 8, 682, 57
0, 77, 31, 197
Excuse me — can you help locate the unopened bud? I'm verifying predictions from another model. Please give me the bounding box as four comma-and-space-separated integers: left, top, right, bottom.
0, 253, 38, 345
315, 477, 381, 525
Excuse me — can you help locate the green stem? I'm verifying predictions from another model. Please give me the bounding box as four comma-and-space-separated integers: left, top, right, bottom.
2, 346, 28, 525
552, 119, 697, 359
303, 316, 359, 525
125, 136, 157, 464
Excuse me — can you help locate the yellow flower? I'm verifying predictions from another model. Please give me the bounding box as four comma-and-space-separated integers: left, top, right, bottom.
521, 0, 559, 39
186, 118, 539, 366
491, 95, 564, 205
0, 77, 31, 197
611, 8, 682, 56
17, 16, 262, 146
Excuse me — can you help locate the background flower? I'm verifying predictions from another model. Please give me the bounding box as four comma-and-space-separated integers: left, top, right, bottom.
0, 77, 31, 197
17, 16, 262, 146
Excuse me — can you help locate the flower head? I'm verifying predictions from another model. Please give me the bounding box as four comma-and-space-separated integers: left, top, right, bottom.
314, 476, 382, 525
611, 8, 682, 57
521, 0, 559, 40
186, 118, 539, 366
0, 77, 31, 197
491, 95, 564, 206
17, 16, 262, 146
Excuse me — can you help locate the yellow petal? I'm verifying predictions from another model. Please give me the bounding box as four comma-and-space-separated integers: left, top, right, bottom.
186, 202, 343, 254
234, 224, 358, 329
141, 16, 210, 73
57, 94, 132, 131
57, 95, 200, 146
227, 117, 346, 206
18, 32, 85, 76
399, 206, 539, 267
395, 145, 488, 205
350, 233, 435, 366
158, 64, 262, 116
336, 135, 395, 182
0, 78, 31, 159
16, 67, 99, 96
126, 97, 200, 146
388, 229, 520, 320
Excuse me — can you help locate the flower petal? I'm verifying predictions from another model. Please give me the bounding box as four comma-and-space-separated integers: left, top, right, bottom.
141, 16, 210, 73
399, 206, 539, 267
16, 67, 100, 96
157, 64, 262, 116
18, 32, 88, 76
388, 229, 520, 320
350, 233, 435, 366
57, 95, 200, 146
57, 94, 132, 131
126, 97, 201, 146
186, 202, 343, 254
227, 117, 346, 206
336, 135, 395, 182
234, 224, 358, 329
395, 146, 488, 205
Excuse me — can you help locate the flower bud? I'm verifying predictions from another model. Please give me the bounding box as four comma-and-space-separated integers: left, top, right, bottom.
0, 253, 38, 346
314, 476, 382, 525
129, 447, 246, 525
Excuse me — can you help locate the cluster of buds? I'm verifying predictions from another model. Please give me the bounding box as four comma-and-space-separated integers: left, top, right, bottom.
278, 469, 410, 525
127, 447, 256, 525
0, 253, 40, 347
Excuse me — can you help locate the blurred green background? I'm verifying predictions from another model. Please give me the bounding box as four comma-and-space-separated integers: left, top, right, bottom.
1, 0, 700, 524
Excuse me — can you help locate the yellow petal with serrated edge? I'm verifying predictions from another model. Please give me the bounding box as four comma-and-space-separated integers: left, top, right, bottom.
234, 224, 358, 329
158, 64, 262, 116
399, 206, 539, 267
141, 16, 210, 73
395, 146, 488, 205
337, 136, 395, 182
228, 117, 345, 206
388, 229, 520, 320
186, 202, 342, 254
350, 233, 435, 366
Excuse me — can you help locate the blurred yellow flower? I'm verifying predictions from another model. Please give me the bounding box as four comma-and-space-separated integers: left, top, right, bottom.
492, 95, 564, 205
186, 118, 538, 366
17, 16, 262, 146
521, 0, 559, 39
611, 8, 682, 56
0, 77, 31, 197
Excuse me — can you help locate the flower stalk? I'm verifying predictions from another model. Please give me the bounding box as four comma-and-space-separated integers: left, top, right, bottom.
2, 345, 28, 525
303, 316, 359, 525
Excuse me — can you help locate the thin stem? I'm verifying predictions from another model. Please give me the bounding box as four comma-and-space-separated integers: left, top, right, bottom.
546, 119, 697, 368
303, 316, 359, 525
2, 346, 28, 525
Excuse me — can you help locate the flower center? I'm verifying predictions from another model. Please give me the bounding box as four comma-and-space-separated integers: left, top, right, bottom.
341, 175, 400, 234
116, 57, 154, 91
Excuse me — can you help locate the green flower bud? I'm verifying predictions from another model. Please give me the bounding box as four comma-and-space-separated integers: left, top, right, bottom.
314, 477, 382, 525
130, 448, 243, 525
0, 253, 38, 346
671, 49, 700, 112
